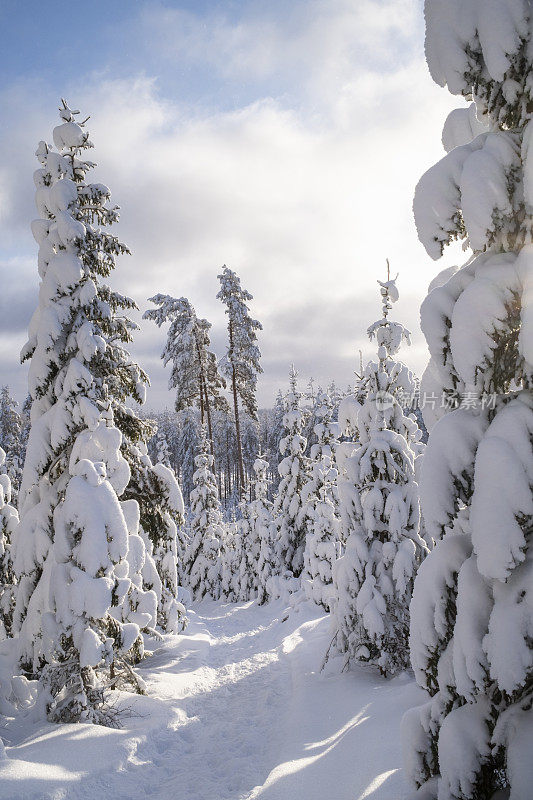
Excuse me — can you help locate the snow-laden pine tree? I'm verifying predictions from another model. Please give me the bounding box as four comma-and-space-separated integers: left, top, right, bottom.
268, 390, 285, 493
403, 5, 533, 798
12, 102, 148, 723
186, 425, 223, 599
18, 393, 31, 464
0, 388, 22, 458
252, 455, 277, 605
0, 449, 18, 641
110, 498, 157, 663
151, 460, 187, 632
177, 408, 200, 504
146, 411, 178, 473
273, 366, 310, 578
219, 510, 242, 601
217, 266, 262, 495
0, 388, 24, 506
125, 441, 187, 634
144, 295, 227, 454
335, 393, 364, 566
332, 275, 426, 676
302, 390, 341, 611
337, 391, 363, 444
241, 414, 260, 493
234, 499, 260, 600
302, 379, 319, 457
155, 428, 171, 467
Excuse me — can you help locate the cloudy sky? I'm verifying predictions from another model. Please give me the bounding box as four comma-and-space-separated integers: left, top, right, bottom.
0, 0, 463, 410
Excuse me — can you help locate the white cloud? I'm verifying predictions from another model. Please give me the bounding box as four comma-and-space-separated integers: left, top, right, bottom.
127, 0, 422, 109
0, 0, 463, 409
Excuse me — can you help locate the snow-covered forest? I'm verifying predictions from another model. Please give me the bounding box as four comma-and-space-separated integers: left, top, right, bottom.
1, 1, 532, 799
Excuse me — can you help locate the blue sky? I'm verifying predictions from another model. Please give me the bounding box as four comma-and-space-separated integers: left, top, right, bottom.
0, 0, 461, 409
3, 1, 254, 103
2, 1, 420, 101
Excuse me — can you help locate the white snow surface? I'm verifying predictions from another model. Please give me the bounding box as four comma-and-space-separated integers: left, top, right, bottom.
441, 104, 488, 154
424, 0, 529, 93
0, 600, 423, 800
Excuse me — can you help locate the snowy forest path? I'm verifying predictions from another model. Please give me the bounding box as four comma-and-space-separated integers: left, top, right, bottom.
0, 599, 424, 800
146, 599, 293, 800
245, 605, 422, 800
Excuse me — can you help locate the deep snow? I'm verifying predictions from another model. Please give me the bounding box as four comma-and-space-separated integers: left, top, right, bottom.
0, 600, 424, 800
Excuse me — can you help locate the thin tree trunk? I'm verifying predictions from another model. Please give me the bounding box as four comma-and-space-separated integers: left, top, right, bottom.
226, 429, 231, 507
200, 374, 220, 499
224, 468, 227, 507
229, 321, 245, 497
195, 336, 215, 457
232, 364, 245, 497
199, 375, 205, 425
203, 377, 214, 455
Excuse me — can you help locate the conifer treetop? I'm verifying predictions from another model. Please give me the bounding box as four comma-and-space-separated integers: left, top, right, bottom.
144, 294, 227, 414
12, 100, 149, 722
216, 266, 263, 419
252, 453, 270, 502
367, 263, 411, 362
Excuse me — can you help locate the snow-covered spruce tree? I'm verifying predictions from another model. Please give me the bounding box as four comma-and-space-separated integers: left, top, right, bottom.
241, 413, 260, 493
219, 510, 242, 601
151, 459, 187, 632
302, 378, 320, 458
144, 295, 227, 455
268, 389, 286, 493
332, 274, 426, 676
337, 392, 363, 444
252, 455, 277, 605
273, 366, 310, 578
163, 410, 181, 469
110, 498, 157, 656
302, 390, 341, 611
217, 266, 263, 496
18, 393, 31, 462
402, 5, 533, 798
0, 449, 18, 641
335, 387, 365, 570
146, 410, 177, 472
304, 390, 339, 503
12, 102, 149, 723
0, 388, 22, 458
108, 371, 189, 637
177, 408, 201, 504
328, 380, 344, 408
186, 425, 223, 599
155, 427, 171, 467
0, 387, 24, 505
234, 499, 259, 600
124, 440, 187, 634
